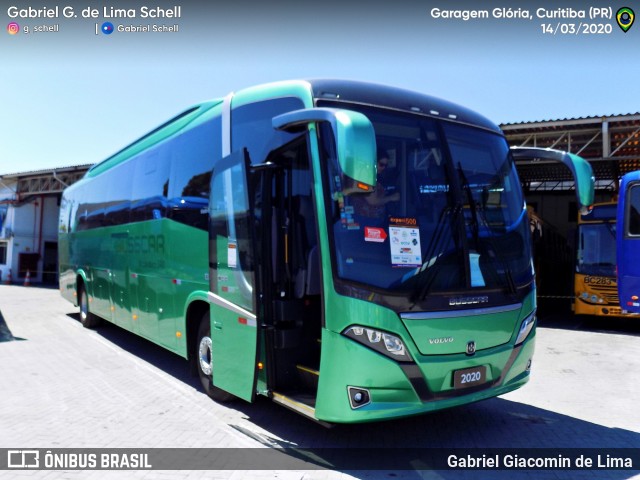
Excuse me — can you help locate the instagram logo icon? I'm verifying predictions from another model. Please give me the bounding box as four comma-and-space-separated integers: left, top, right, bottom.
7, 22, 19, 35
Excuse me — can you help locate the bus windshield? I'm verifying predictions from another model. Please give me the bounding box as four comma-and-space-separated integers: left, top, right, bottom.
321, 105, 532, 299
577, 222, 616, 277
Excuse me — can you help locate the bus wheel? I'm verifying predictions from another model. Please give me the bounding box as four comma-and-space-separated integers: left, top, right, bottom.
196, 313, 234, 402
78, 285, 101, 329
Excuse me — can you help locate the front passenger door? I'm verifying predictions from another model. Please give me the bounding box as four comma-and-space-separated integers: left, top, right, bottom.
208, 149, 259, 402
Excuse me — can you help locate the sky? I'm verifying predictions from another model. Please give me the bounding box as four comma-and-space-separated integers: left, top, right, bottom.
1, 0, 638, 173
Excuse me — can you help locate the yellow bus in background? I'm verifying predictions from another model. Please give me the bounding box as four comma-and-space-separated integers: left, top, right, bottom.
574, 201, 630, 317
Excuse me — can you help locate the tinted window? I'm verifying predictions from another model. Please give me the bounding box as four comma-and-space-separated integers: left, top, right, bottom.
75, 161, 133, 231
101, 161, 133, 227
232, 97, 305, 164
168, 116, 221, 230
130, 148, 169, 223
627, 184, 640, 236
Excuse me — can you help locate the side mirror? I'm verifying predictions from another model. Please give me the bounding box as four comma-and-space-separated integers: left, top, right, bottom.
511, 147, 595, 214
273, 108, 377, 189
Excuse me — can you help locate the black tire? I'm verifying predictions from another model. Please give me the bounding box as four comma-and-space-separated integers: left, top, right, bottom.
78, 284, 102, 329
195, 312, 234, 402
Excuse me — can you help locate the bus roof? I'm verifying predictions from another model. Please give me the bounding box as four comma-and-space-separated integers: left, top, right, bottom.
308, 79, 502, 134
84, 79, 502, 179
86, 99, 221, 178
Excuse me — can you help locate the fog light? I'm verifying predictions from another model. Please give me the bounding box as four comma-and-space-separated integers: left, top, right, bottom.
348, 387, 371, 409
526, 359, 532, 371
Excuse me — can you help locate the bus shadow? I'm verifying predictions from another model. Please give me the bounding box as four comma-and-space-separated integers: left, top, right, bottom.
65, 312, 201, 390
64, 313, 640, 479
228, 396, 640, 479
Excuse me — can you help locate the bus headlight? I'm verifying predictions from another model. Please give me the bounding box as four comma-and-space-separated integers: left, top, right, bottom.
343, 326, 412, 362
579, 292, 604, 304
515, 311, 536, 346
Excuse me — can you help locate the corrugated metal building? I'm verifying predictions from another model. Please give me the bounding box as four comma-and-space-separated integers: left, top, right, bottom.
502, 113, 640, 305
0, 165, 91, 284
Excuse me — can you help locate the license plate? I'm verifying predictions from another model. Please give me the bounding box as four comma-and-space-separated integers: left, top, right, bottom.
453, 365, 487, 389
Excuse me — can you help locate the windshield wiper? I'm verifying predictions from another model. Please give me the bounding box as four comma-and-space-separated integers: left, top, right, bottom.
409, 205, 458, 305
457, 163, 517, 296
458, 163, 480, 248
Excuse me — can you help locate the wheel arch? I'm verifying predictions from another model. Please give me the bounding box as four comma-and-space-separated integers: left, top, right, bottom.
75, 269, 89, 300
185, 294, 210, 365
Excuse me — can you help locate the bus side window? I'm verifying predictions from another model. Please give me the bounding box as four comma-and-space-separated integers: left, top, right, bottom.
628, 185, 640, 236
168, 116, 221, 231
130, 149, 169, 223
102, 161, 133, 228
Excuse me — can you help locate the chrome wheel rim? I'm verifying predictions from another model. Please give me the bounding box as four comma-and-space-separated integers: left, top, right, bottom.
80, 291, 88, 321
198, 335, 212, 376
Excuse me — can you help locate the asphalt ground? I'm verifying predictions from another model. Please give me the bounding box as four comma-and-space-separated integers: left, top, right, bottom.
1, 285, 639, 480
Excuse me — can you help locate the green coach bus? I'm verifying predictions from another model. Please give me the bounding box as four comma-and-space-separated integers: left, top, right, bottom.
59, 80, 594, 423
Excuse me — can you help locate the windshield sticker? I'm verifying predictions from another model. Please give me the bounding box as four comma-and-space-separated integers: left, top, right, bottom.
340, 208, 360, 230
347, 222, 361, 230
341, 214, 360, 230
336, 193, 360, 230
389, 217, 422, 267
227, 242, 237, 269
364, 226, 387, 243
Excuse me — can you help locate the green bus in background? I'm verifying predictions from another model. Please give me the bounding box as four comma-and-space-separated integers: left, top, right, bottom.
59, 80, 594, 424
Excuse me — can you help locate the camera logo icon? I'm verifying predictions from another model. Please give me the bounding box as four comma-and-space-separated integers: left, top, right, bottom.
7, 22, 20, 35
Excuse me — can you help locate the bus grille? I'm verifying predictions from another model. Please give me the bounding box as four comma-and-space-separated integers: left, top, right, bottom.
589, 284, 619, 303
